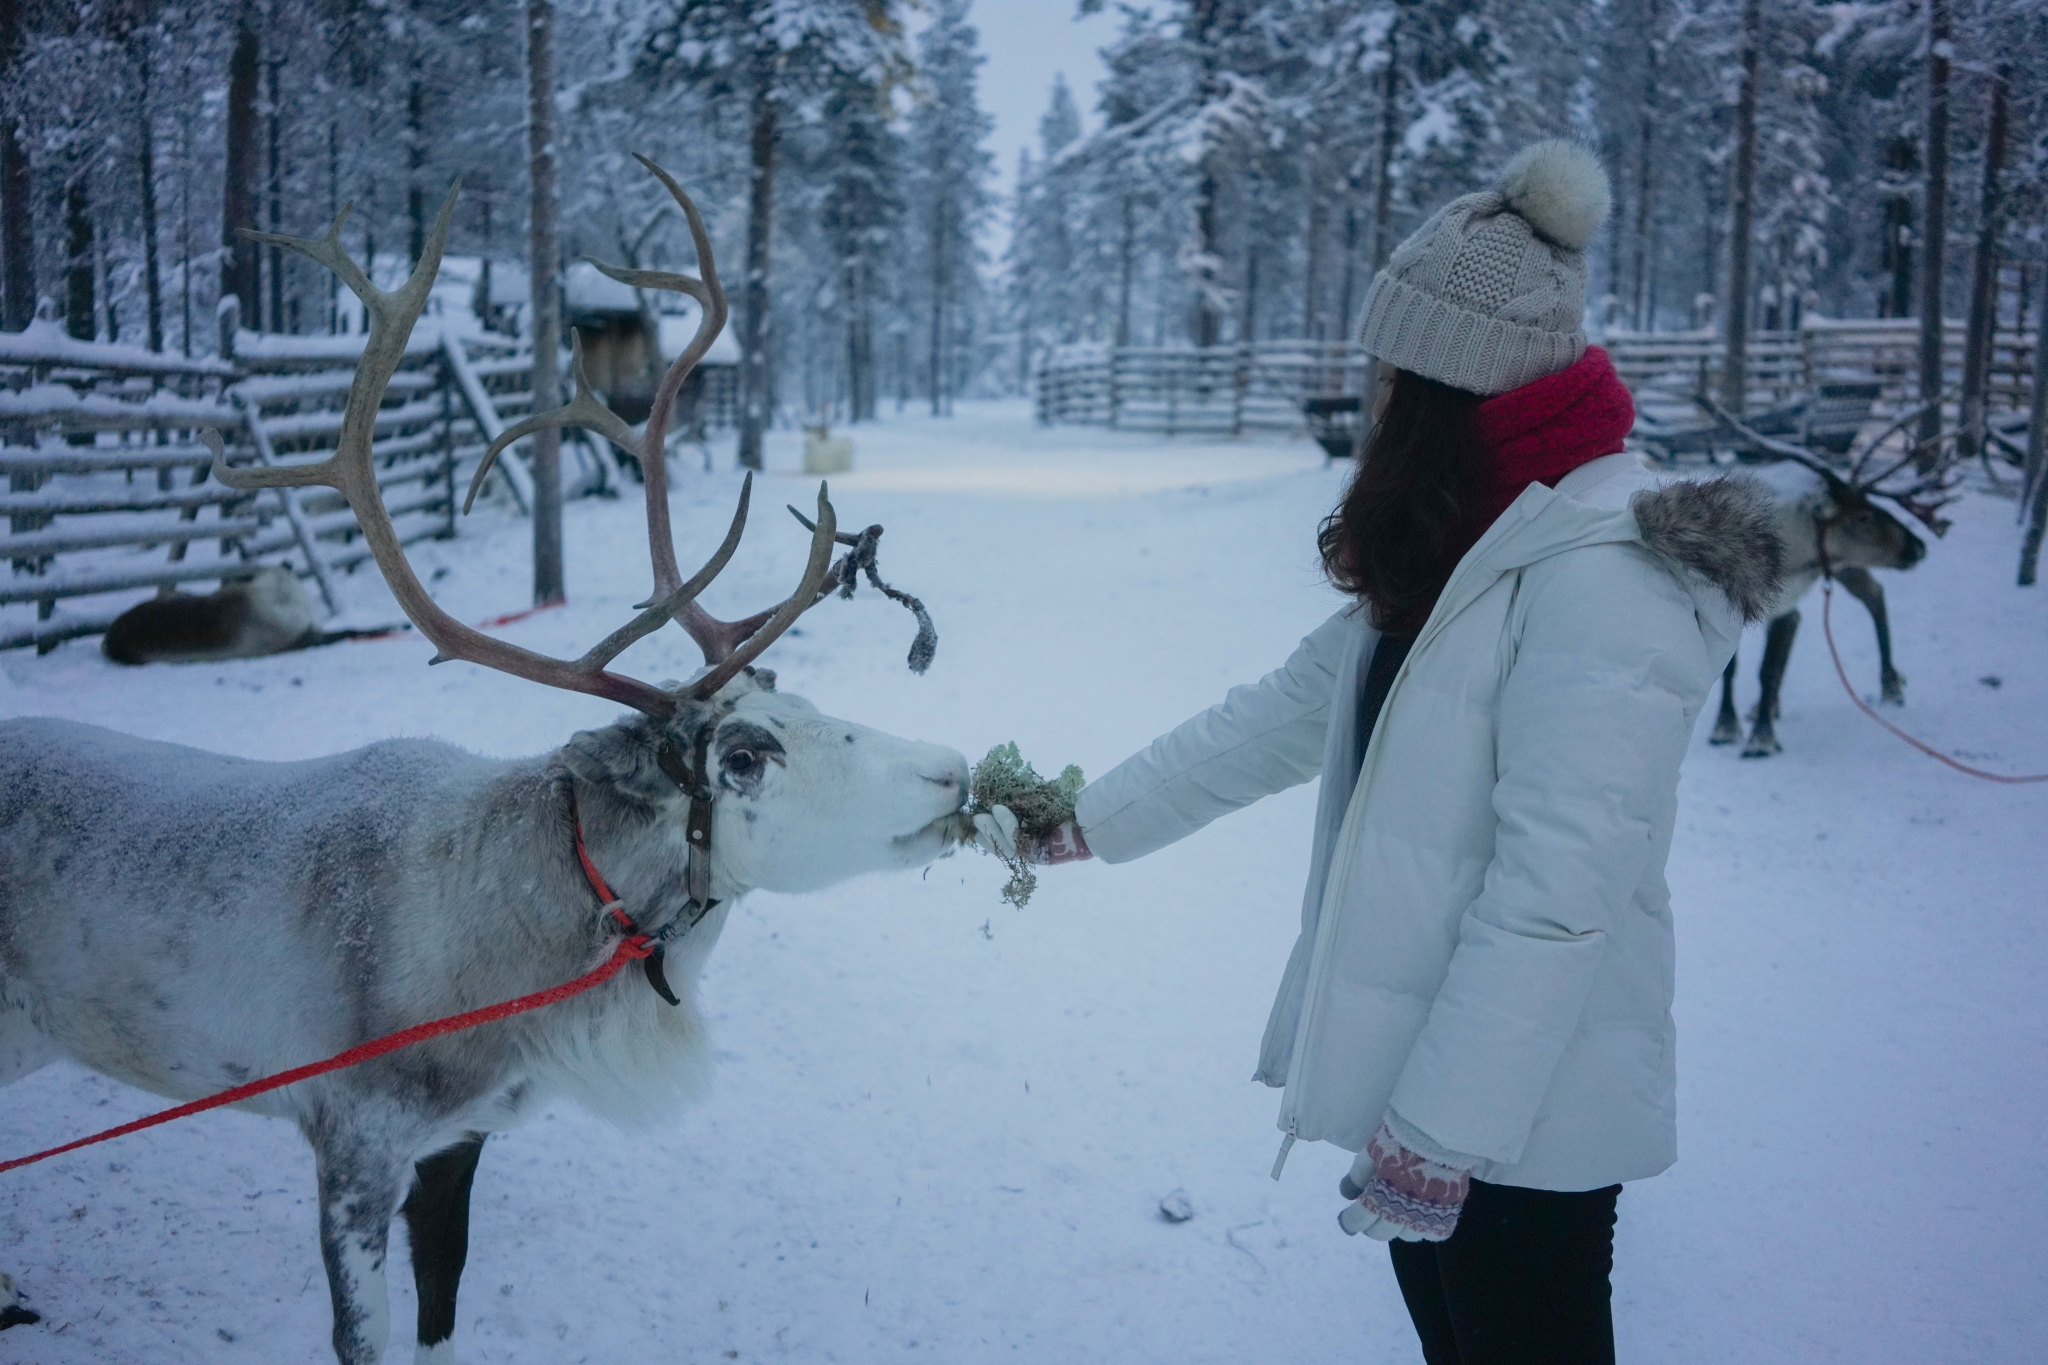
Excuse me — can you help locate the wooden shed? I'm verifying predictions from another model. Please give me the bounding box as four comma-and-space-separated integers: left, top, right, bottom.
564, 263, 738, 429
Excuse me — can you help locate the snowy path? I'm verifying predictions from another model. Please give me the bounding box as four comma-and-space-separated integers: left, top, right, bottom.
3, 400, 2043, 1363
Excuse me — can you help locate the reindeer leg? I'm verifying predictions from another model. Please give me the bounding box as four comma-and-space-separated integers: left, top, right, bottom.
402, 1133, 486, 1365
312, 1124, 412, 1365
1835, 566, 1904, 705
1710, 652, 1742, 745
1744, 610, 1800, 758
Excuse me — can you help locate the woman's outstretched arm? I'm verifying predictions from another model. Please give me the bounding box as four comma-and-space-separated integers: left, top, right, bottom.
1075, 608, 1356, 864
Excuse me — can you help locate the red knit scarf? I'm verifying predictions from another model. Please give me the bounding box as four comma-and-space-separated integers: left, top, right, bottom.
1469, 345, 1636, 535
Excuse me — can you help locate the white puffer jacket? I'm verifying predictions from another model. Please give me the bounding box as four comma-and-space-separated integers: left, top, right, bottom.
1075, 454, 1780, 1191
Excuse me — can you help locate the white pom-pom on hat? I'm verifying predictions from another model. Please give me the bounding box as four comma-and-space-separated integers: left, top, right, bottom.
1495, 140, 1611, 251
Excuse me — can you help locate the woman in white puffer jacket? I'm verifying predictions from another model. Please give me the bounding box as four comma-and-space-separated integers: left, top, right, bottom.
987, 144, 1782, 1363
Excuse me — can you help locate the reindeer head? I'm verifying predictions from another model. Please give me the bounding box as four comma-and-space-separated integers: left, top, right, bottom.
209, 159, 966, 900
1701, 394, 1944, 575
563, 672, 968, 898
1811, 467, 1926, 573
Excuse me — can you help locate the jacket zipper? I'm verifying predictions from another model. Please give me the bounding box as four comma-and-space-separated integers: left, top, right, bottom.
1271, 525, 1525, 1172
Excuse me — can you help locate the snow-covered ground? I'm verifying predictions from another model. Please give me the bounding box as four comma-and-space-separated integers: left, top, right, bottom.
2, 399, 2043, 1363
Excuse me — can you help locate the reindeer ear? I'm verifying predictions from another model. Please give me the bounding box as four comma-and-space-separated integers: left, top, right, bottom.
562, 717, 678, 809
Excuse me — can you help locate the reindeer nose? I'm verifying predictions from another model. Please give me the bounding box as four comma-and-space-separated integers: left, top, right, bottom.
923, 756, 971, 800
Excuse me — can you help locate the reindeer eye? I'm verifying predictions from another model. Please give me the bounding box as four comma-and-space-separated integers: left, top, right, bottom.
724, 749, 760, 777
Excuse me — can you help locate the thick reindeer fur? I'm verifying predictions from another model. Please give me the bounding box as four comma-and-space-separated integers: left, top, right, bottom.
0, 672, 967, 1363
1496, 140, 1611, 251
101, 564, 318, 665
1630, 476, 1784, 624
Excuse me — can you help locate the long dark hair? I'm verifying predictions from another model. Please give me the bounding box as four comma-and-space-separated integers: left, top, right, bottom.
1317, 368, 1490, 636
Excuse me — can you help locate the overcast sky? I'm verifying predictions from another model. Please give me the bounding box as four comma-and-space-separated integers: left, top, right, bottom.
959, 0, 1127, 251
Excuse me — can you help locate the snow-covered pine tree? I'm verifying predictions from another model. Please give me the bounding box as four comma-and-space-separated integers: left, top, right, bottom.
819, 73, 902, 422
639, 0, 909, 467
902, 0, 993, 416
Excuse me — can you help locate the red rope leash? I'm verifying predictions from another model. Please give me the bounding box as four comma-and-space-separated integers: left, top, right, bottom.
1821, 582, 2048, 784
0, 932, 652, 1177
349, 598, 566, 643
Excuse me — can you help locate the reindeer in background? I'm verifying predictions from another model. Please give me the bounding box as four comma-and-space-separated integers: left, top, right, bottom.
1, 161, 966, 1365
1700, 400, 1950, 757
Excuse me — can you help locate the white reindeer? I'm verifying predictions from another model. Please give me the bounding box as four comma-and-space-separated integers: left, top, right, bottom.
0, 166, 967, 1365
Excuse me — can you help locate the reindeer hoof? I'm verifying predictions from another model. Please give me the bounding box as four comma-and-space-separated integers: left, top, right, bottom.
1741, 732, 1781, 759
1881, 676, 1906, 706
1709, 722, 1741, 746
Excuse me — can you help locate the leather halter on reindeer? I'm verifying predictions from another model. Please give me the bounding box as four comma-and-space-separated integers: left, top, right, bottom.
0, 159, 968, 1365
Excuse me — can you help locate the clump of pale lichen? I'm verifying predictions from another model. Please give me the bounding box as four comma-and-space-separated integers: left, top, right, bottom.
967, 742, 1085, 908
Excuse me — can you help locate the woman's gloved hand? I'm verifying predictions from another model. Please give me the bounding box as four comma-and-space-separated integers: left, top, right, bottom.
1337, 1118, 1476, 1242
970, 805, 1092, 864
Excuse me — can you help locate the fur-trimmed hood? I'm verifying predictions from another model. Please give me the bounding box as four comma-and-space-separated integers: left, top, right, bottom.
1629, 476, 1784, 623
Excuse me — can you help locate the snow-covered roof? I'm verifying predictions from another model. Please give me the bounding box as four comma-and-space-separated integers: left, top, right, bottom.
657, 304, 741, 366
564, 261, 641, 316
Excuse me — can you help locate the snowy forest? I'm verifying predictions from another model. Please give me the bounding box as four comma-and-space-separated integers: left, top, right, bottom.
4, 0, 2045, 437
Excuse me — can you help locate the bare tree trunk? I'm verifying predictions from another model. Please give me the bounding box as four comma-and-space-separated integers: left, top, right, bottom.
737, 82, 776, 470
266, 58, 284, 332
328, 121, 340, 332
63, 176, 93, 342
1915, 0, 1952, 464
1114, 193, 1134, 348
2020, 250, 2048, 585
1190, 163, 1222, 347
1, 117, 28, 330
137, 46, 163, 352
1241, 244, 1259, 343
179, 116, 192, 355
1631, 11, 1660, 331
1302, 170, 1325, 340
1957, 65, 2008, 464
1337, 197, 1359, 335
407, 74, 426, 268
848, 256, 874, 422
1720, 0, 1761, 416
0, 0, 29, 332
929, 202, 948, 416
222, 20, 260, 333
1369, 27, 1399, 274
526, 0, 563, 603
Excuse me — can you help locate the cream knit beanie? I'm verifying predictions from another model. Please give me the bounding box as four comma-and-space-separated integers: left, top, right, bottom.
1355, 140, 1613, 396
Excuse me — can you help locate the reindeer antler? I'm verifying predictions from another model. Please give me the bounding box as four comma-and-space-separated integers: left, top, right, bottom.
207, 176, 845, 715
1697, 393, 1957, 537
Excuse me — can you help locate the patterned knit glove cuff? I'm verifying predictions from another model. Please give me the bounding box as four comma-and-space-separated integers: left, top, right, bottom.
1349, 1120, 1473, 1243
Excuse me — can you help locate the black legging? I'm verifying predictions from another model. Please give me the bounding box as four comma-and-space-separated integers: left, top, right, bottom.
1387, 1179, 1621, 1365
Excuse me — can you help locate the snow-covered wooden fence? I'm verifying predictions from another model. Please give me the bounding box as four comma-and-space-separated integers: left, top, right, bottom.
1036, 341, 1370, 436
0, 321, 596, 654
1037, 321, 2036, 438
1604, 318, 2036, 412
